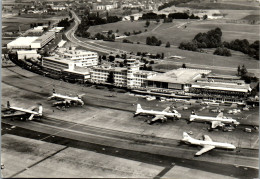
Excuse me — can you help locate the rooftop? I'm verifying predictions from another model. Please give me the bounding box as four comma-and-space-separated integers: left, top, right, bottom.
17, 50, 38, 55
7, 37, 39, 47
32, 32, 55, 43
43, 56, 74, 64
148, 68, 211, 84
93, 66, 127, 72
191, 82, 251, 93
63, 67, 90, 75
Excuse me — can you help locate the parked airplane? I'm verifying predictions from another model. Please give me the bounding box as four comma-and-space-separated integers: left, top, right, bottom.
189, 112, 240, 129
181, 132, 236, 156
134, 104, 181, 124
2, 101, 43, 120
48, 89, 84, 106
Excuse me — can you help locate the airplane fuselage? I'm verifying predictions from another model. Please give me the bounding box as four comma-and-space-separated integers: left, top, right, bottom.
183, 138, 236, 149
190, 115, 239, 125
50, 94, 81, 101
9, 107, 41, 116
49, 94, 84, 105
137, 109, 181, 118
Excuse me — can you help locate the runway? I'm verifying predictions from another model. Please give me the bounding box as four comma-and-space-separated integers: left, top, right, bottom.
2, 122, 258, 179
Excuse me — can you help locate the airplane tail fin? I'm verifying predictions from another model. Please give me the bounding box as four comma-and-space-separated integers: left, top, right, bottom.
137, 104, 142, 111
135, 104, 142, 116
7, 101, 10, 108
77, 94, 85, 99
183, 132, 191, 141
38, 104, 43, 116
189, 115, 195, 121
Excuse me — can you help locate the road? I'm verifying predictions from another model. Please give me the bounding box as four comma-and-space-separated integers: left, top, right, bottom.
65, 11, 116, 54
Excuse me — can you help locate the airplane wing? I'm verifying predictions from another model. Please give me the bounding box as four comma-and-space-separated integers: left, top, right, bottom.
195, 145, 215, 156
2, 111, 26, 118
204, 135, 212, 142
216, 112, 223, 118
211, 121, 224, 128
162, 106, 171, 112
151, 115, 164, 122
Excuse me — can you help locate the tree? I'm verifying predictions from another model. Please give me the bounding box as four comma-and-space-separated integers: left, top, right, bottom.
102, 55, 107, 60
145, 20, 150, 27
48, 21, 51, 27
237, 65, 241, 76
156, 18, 160, 23
111, 34, 115, 41
161, 53, 164, 59
98, 56, 102, 65
166, 42, 170, 48
213, 47, 231, 56
203, 15, 208, 20
182, 63, 186, 68
106, 71, 114, 84
240, 65, 247, 77
108, 55, 115, 62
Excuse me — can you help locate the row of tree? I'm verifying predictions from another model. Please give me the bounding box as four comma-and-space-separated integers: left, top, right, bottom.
223, 40, 259, 60
179, 27, 259, 60
168, 12, 199, 19
141, 12, 199, 20
179, 28, 231, 56
76, 13, 121, 38
158, 0, 193, 11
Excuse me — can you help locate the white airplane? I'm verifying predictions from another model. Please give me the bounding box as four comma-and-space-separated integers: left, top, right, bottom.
48, 89, 84, 106
2, 101, 43, 120
181, 132, 236, 156
189, 112, 240, 129
134, 104, 181, 124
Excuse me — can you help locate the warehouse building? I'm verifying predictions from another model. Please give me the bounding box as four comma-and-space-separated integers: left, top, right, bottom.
17, 50, 41, 60
7, 37, 38, 49
31, 32, 55, 49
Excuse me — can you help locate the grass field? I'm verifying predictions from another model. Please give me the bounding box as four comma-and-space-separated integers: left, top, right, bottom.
220, 10, 259, 20
2, 14, 66, 33
177, 2, 260, 10
124, 20, 259, 46
87, 20, 160, 36
96, 41, 259, 69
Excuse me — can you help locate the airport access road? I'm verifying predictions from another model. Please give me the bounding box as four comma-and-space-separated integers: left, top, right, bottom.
65, 11, 116, 54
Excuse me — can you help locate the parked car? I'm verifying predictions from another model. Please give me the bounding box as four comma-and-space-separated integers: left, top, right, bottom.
244, 128, 252, 133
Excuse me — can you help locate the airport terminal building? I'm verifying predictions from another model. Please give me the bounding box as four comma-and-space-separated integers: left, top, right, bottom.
90, 59, 156, 88
146, 68, 211, 92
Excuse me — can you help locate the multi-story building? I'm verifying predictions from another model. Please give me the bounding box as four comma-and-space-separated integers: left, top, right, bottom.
42, 56, 75, 72
57, 48, 98, 68
91, 66, 128, 86
90, 59, 156, 88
